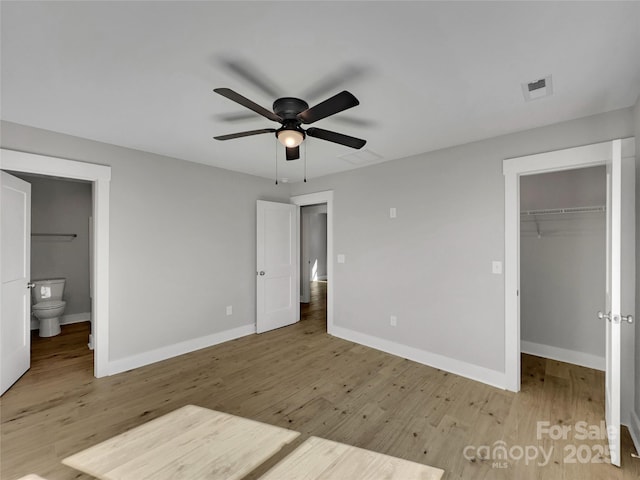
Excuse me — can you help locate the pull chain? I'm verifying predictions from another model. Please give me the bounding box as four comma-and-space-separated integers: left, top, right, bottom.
304, 139, 308, 183
274, 139, 278, 185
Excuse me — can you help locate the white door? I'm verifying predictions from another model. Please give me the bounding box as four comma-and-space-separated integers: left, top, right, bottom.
256, 200, 299, 333
1, 172, 31, 395
602, 139, 634, 467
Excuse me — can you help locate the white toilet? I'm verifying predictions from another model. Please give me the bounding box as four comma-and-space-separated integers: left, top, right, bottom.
32, 278, 66, 337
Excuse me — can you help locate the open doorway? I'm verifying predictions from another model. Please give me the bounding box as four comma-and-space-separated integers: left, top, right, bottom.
519, 166, 606, 370
1, 149, 111, 378
291, 190, 334, 333
10, 172, 95, 374
503, 139, 635, 394
300, 204, 328, 329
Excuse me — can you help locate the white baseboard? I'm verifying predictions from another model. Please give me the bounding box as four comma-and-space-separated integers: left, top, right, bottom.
60, 312, 91, 326
107, 324, 256, 376
331, 325, 506, 390
630, 410, 640, 456
521, 340, 605, 371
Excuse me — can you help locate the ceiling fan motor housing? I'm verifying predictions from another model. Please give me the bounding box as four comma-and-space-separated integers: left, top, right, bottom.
273, 97, 308, 141
273, 97, 309, 120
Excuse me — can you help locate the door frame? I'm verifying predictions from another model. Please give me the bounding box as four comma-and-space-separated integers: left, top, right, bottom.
290, 191, 334, 333
0, 149, 111, 378
503, 138, 635, 392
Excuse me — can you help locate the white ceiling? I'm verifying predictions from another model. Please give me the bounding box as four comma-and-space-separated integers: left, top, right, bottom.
2, 1, 639, 183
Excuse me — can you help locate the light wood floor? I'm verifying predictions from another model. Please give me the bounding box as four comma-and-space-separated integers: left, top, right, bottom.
1, 282, 639, 479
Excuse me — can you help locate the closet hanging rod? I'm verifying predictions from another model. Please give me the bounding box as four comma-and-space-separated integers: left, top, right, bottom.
520, 205, 605, 216
31, 233, 77, 238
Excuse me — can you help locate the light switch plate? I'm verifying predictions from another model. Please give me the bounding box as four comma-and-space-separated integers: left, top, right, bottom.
337, 254, 346, 264
226, 305, 233, 315
390, 207, 397, 218
492, 261, 502, 275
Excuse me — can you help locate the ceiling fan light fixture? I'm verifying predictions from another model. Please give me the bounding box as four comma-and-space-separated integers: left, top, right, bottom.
277, 129, 304, 148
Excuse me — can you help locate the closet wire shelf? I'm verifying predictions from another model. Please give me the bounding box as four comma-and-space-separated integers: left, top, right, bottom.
31, 233, 77, 242
32, 233, 77, 237
520, 205, 605, 238
520, 205, 605, 216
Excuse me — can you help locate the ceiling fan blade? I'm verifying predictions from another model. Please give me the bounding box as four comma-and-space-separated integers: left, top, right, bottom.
286, 146, 300, 161
220, 59, 283, 99
217, 111, 264, 122
306, 127, 366, 149
297, 91, 360, 125
214, 88, 282, 123
213, 128, 276, 141
302, 65, 368, 102
329, 115, 377, 128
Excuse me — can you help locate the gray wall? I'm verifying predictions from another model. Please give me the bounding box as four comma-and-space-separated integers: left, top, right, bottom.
1, 120, 289, 361
520, 168, 605, 362
15, 174, 92, 317
291, 108, 634, 376
520, 167, 606, 211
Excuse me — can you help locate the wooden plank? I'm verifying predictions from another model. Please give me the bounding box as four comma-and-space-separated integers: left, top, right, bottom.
62, 405, 299, 480
258, 436, 444, 480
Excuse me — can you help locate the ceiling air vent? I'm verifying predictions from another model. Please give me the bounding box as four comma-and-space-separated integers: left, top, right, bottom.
338, 148, 384, 166
522, 75, 553, 101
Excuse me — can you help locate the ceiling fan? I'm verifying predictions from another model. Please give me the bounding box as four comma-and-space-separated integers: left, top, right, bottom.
213, 88, 367, 160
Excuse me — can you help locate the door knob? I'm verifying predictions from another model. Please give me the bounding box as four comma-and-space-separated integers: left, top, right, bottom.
27, 282, 35, 289
599, 311, 634, 324
258, 271, 266, 276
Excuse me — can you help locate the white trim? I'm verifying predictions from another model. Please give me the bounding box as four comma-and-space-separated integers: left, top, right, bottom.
108, 324, 255, 375
0, 149, 110, 378
503, 138, 635, 392
60, 312, 92, 326
629, 410, 640, 455
521, 340, 605, 371
504, 166, 520, 391
290, 191, 334, 334
332, 325, 506, 390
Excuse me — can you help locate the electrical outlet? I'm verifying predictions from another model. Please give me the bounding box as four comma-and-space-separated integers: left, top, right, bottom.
226, 305, 233, 316
337, 254, 346, 264
390, 315, 397, 327
390, 207, 397, 218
